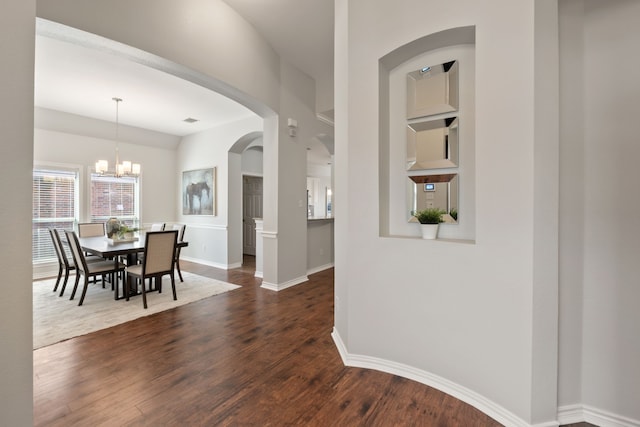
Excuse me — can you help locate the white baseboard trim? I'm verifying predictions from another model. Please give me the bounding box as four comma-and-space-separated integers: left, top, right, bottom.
254, 270, 263, 278
181, 256, 237, 270
261, 275, 308, 291
331, 327, 533, 427
558, 404, 640, 427
307, 263, 334, 276
33, 262, 58, 281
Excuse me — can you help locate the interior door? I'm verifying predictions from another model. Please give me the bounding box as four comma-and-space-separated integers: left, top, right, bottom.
243, 176, 263, 255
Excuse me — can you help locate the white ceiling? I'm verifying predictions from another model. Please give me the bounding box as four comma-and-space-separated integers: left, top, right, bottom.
34, 1, 334, 162
222, 0, 334, 100
34, 35, 255, 137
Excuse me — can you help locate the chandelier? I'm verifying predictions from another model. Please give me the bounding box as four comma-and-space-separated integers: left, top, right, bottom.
95, 97, 141, 177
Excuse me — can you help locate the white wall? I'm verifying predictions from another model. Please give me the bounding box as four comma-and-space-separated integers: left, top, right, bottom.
177, 116, 262, 269
307, 219, 334, 274
0, 1, 35, 425
334, 1, 559, 425
241, 147, 263, 175
559, 1, 640, 423
262, 60, 335, 289
34, 126, 177, 225
558, 0, 586, 415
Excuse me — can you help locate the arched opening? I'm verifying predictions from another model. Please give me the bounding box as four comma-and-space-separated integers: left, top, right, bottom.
229, 132, 264, 270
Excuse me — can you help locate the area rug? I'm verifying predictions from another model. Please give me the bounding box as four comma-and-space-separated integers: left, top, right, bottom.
33, 272, 240, 349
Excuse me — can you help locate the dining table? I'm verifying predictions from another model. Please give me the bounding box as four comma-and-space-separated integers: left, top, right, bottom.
78, 235, 188, 300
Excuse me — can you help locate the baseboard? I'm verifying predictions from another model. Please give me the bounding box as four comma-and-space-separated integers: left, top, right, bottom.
307, 263, 334, 276
33, 262, 58, 281
254, 270, 263, 278
558, 404, 640, 427
181, 256, 238, 270
331, 328, 532, 427
332, 328, 639, 427
261, 275, 308, 291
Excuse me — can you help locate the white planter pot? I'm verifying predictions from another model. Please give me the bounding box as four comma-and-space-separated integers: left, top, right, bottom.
420, 223, 439, 240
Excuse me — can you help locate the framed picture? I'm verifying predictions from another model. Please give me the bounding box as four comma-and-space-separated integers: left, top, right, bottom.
182, 167, 216, 215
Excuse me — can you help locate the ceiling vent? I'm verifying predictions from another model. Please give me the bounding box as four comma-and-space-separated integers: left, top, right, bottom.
183, 117, 199, 123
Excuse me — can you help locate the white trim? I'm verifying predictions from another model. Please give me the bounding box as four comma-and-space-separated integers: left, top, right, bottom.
557, 405, 584, 425
307, 263, 334, 276
180, 223, 228, 231
558, 404, 640, 427
331, 328, 533, 427
181, 256, 239, 270
261, 275, 308, 291
261, 230, 277, 239
33, 261, 59, 281
254, 270, 263, 278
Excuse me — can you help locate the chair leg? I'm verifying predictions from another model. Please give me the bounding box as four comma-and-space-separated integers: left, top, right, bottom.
125, 274, 131, 301
176, 260, 184, 283
59, 268, 71, 297
69, 274, 81, 300
78, 276, 90, 306
141, 277, 148, 309
170, 273, 177, 301
53, 265, 63, 292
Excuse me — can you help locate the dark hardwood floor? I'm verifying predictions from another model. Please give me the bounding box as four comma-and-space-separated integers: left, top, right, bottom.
33, 258, 582, 426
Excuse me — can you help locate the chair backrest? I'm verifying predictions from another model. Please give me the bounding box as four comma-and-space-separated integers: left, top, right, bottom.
143, 230, 178, 275
65, 230, 89, 273
78, 222, 105, 237
172, 224, 186, 242
150, 223, 165, 231
49, 228, 69, 266
49, 228, 72, 268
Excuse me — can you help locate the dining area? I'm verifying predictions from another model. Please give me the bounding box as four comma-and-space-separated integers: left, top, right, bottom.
49, 220, 188, 309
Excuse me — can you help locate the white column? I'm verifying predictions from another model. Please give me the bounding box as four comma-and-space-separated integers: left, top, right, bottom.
254, 218, 263, 278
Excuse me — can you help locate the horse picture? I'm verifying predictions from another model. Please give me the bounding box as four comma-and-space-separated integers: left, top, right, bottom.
182, 168, 215, 215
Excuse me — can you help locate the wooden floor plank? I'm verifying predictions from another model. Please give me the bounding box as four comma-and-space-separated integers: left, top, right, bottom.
34, 258, 507, 426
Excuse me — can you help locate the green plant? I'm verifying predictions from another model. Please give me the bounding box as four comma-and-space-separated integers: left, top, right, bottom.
116, 225, 139, 238
449, 208, 458, 221
413, 208, 445, 224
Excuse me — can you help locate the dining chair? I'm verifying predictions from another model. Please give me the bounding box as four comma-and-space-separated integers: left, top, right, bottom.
171, 224, 187, 282
77, 222, 111, 285
49, 228, 104, 296
125, 230, 178, 309
150, 223, 165, 231
65, 230, 126, 306
49, 228, 76, 295
77, 222, 105, 237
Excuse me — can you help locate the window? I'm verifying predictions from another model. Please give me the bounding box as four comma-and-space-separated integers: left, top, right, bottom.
32, 168, 78, 263
90, 174, 140, 228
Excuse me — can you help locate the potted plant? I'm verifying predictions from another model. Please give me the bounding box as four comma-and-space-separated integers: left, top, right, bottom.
413, 208, 444, 239
116, 225, 139, 240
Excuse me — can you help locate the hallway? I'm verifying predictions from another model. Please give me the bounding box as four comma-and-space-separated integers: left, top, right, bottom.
34, 260, 502, 426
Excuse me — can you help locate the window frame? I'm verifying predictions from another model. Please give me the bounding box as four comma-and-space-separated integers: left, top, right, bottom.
32, 164, 80, 264
88, 172, 140, 228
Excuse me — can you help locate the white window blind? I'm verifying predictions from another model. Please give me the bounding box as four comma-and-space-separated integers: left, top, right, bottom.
32, 168, 78, 263
90, 174, 139, 227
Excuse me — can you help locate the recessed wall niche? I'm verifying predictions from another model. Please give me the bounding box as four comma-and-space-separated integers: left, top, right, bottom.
378, 26, 475, 240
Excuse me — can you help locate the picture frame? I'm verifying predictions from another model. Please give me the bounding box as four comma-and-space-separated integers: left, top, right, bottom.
182, 167, 216, 215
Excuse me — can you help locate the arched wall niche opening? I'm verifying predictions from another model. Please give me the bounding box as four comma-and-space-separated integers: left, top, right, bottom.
379, 26, 476, 241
